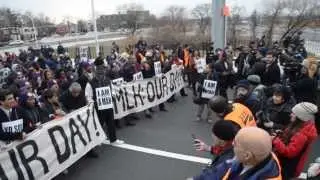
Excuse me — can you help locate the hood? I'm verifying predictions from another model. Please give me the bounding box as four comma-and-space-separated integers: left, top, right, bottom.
300, 122, 318, 141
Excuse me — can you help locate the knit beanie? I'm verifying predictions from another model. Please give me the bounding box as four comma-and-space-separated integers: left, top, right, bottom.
236, 79, 250, 90
212, 120, 238, 141
247, 75, 261, 85
292, 102, 318, 121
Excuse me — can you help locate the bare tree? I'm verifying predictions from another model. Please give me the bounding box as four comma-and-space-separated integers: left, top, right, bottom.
227, 5, 245, 47
263, 0, 284, 47
163, 5, 187, 33
250, 10, 259, 40
279, 0, 320, 41
117, 3, 145, 35
192, 3, 211, 35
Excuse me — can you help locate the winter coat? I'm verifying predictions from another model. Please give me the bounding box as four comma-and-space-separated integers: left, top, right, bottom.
17, 106, 49, 133
273, 121, 318, 178
194, 153, 282, 180
262, 62, 281, 86
293, 75, 317, 104
60, 91, 87, 113
263, 97, 296, 130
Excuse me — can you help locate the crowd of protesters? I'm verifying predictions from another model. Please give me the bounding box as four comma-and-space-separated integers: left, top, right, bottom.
0, 31, 320, 179
187, 33, 320, 179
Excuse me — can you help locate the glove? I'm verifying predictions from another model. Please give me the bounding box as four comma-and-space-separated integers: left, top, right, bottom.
264, 121, 274, 128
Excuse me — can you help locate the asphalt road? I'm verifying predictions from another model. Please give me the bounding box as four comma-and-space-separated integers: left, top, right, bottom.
55, 88, 320, 180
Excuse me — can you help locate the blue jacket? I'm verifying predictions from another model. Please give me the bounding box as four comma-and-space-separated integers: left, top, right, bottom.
194, 154, 282, 180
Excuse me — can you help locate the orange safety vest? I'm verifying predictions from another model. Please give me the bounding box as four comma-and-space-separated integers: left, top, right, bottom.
224, 103, 257, 128
183, 48, 190, 67
222, 153, 282, 180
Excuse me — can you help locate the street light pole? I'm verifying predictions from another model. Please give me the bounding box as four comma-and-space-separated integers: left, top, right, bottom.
211, 0, 226, 49
91, 0, 99, 57
29, 17, 38, 48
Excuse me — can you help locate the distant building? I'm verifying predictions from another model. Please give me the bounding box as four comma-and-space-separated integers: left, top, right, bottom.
0, 27, 21, 42
97, 10, 151, 31
56, 23, 77, 35
20, 27, 38, 41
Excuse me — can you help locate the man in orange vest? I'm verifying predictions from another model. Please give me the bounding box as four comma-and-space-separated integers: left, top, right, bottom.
208, 96, 257, 128
190, 127, 282, 180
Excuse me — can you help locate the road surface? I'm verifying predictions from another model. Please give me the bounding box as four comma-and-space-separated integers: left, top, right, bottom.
54, 89, 319, 180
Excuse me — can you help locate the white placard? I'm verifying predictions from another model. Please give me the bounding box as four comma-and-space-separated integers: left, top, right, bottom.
0, 68, 11, 86
0, 104, 105, 180
154, 61, 162, 76
112, 77, 124, 86
2, 119, 23, 133
79, 46, 89, 62
95, 86, 113, 110
195, 58, 206, 74
201, 80, 217, 99
133, 72, 144, 81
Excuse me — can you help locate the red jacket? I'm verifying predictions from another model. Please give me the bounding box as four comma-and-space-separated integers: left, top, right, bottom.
273, 121, 317, 177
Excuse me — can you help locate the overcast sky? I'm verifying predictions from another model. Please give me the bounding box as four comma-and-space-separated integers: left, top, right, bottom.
1, 0, 262, 23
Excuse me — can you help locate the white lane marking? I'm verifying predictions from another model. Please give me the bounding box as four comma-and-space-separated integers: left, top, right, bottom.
103, 141, 212, 165
103, 141, 309, 179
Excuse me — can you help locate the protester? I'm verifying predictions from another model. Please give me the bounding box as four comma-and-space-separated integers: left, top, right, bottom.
41, 89, 66, 119
261, 51, 281, 86
17, 92, 49, 133
60, 82, 87, 113
272, 102, 318, 179
208, 95, 256, 128
0, 89, 25, 142
234, 79, 261, 115
247, 74, 266, 103
259, 85, 296, 131
85, 59, 123, 144
189, 127, 282, 180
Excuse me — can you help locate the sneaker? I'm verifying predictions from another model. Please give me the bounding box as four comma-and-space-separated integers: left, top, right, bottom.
111, 139, 125, 145
195, 117, 201, 122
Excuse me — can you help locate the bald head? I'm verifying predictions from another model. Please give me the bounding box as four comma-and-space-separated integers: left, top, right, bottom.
234, 127, 272, 164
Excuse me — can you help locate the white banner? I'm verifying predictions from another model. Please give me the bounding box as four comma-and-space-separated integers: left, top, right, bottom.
201, 80, 217, 99
112, 68, 185, 119
96, 86, 113, 110
0, 104, 105, 180
2, 119, 23, 133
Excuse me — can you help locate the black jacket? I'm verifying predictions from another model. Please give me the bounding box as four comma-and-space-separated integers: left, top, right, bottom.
17, 106, 49, 133
293, 76, 317, 104
262, 62, 281, 86
60, 91, 87, 113
0, 107, 23, 141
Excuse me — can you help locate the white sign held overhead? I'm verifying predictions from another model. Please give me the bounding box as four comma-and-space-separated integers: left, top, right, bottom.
96, 86, 113, 110
201, 80, 217, 99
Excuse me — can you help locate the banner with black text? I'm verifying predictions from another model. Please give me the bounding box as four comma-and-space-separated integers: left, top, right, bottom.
112, 67, 185, 119
0, 104, 105, 180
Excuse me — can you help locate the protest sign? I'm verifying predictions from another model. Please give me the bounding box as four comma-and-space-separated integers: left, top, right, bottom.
133, 72, 144, 81
95, 86, 113, 110
0, 104, 105, 180
195, 58, 206, 73
79, 46, 89, 62
112, 68, 185, 119
112, 77, 124, 86
201, 80, 217, 99
154, 61, 162, 76
2, 119, 23, 133
0, 68, 11, 86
